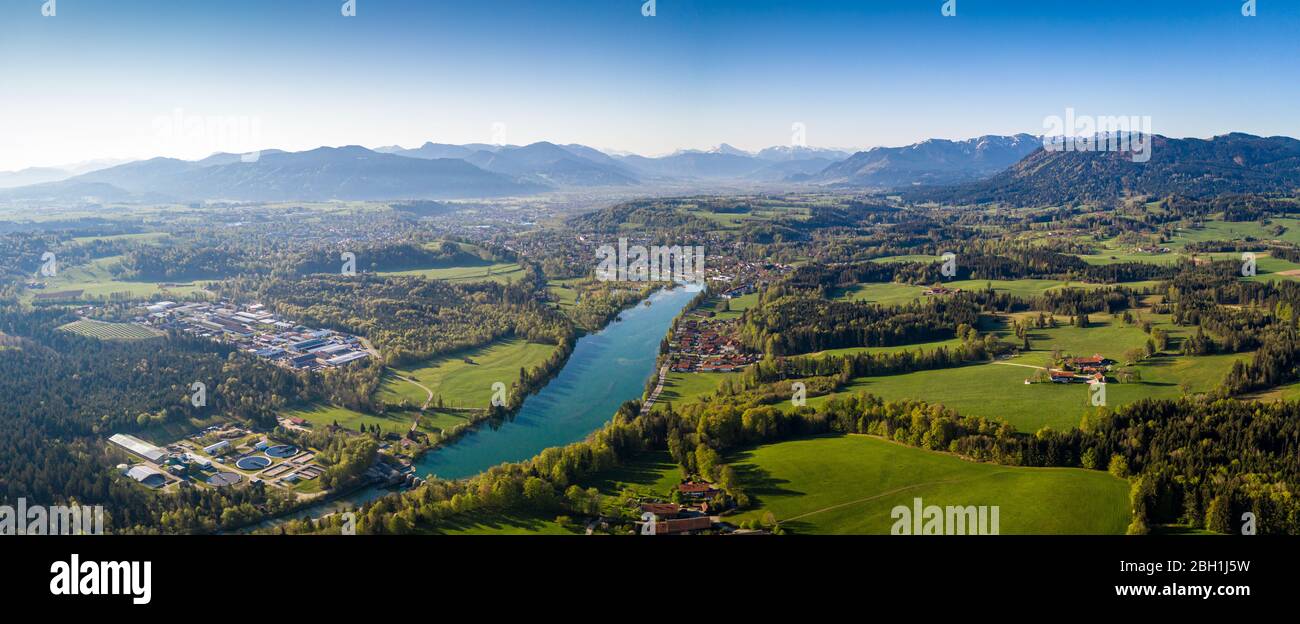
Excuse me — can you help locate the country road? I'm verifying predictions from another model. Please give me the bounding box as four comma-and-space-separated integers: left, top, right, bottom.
397, 375, 434, 410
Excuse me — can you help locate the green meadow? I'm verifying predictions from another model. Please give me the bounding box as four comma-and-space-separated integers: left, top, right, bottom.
377, 338, 561, 410
27, 255, 211, 302
655, 370, 741, 406
830, 279, 1162, 309
423, 509, 578, 535
580, 450, 685, 501
378, 261, 526, 284
726, 435, 1131, 534
798, 314, 1248, 432
280, 402, 468, 436
546, 278, 582, 310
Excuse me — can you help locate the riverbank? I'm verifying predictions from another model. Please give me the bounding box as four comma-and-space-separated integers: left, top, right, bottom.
251, 283, 699, 529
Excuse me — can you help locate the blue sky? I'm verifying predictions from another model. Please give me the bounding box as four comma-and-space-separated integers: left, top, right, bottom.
0, 0, 1296, 169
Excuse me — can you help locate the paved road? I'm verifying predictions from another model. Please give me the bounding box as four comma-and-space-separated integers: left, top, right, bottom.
640, 365, 669, 414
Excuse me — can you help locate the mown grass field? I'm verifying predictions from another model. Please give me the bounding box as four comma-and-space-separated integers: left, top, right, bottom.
546, 278, 582, 310
726, 435, 1130, 534
424, 509, 578, 535
378, 261, 526, 284
377, 338, 561, 410
869, 254, 939, 264
27, 255, 211, 302
70, 231, 170, 244
692, 292, 757, 320
58, 319, 164, 340
832, 279, 1164, 309
799, 314, 1249, 432
280, 402, 469, 436
805, 351, 1245, 432
580, 450, 685, 501
655, 371, 741, 406
1071, 219, 1300, 282
28, 253, 213, 301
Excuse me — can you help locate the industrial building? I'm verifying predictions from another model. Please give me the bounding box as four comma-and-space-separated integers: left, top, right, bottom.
109, 433, 168, 464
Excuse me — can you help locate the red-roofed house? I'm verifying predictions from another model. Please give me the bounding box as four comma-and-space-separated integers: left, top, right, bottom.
640, 502, 682, 518
653, 516, 713, 535
678, 482, 719, 499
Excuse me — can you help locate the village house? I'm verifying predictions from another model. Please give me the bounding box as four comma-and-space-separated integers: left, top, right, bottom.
1049, 370, 1106, 384
923, 285, 962, 296
678, 481, 721, 499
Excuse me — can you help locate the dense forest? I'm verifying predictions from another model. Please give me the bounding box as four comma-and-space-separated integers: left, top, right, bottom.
0, 305, 312, 532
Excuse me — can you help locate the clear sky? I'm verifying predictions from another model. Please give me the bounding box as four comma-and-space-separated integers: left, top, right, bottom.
0, 0, 1296, 170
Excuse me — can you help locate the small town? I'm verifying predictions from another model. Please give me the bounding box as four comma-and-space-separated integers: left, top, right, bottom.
668, 316, 761, 373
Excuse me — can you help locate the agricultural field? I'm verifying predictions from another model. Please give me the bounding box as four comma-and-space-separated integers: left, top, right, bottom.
654, 370, 741, 406
376, 338, 561, 410
70, 231, 170, 245
799, 314, 1249, 432
830, 281, 929, 307
280, 402, 465, 436
724, 435, 1131, 534
58, 318, 164, 340
833, 279, 1163, 309
26, 255, 211, 302
580, 450, 685, 501
422, 509, 577, 535
1072, 219, 1300, 280
546, 278, 582, 310
378, 261, 526, 284
696, 292, 757, 320
870, 254, 940, 264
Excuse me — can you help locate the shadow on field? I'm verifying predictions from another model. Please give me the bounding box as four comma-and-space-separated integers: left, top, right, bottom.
431, 510, 578, 535
584, 451, 680, 495
728, 449, 803, 508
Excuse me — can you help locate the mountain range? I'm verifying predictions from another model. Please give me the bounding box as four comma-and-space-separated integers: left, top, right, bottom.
815, 134, 1042, 187
909, 133, 1300, 206
0, 158, 132, 190
4, 133, 1298, 204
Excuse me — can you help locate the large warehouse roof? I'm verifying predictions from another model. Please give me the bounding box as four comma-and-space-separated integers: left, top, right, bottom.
109, 433, 167, 463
